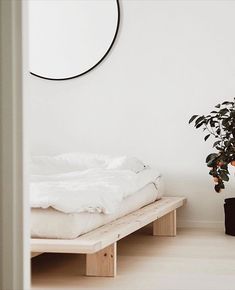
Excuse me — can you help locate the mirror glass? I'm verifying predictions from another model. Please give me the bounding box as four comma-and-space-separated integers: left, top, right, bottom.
29, 0, 120, 80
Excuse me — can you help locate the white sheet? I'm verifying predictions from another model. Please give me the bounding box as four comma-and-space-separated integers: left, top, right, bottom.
30, 153, 161, 214
31, 182, 163, 239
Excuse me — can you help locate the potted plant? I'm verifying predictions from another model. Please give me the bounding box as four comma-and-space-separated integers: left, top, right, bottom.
189, 99, 235, 235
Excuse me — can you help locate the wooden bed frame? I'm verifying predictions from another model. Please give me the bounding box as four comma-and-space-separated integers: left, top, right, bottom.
31, 196, 186, 277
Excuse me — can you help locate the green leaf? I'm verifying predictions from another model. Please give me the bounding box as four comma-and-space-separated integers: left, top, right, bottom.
222, 119, 229, 126
207, 160, 217, 167
216, 128, 221, 135
189, 115, 199, 124
222, 101, 233, 105
209, 119, 216, 127
195, 122, 204, 129
222, 169, 230, 175
195, 116, 205, 125
220, 182, 225, 189
214, 183, 222, 192
213, 141, 220, 147
220, 164, 228, 171
204, 134, 210, 141
216, 146, 223, 151
219, 171, 229, 182
219, 108, 229, 115
206, 153, 218, 163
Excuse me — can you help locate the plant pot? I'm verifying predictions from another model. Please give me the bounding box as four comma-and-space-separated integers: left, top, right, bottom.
224, 198, 235, 236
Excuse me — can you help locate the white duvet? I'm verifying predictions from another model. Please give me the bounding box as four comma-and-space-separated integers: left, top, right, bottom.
30, 153, 161, 214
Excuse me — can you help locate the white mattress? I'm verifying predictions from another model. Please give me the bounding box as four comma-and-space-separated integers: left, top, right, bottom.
31, 181, 163, 239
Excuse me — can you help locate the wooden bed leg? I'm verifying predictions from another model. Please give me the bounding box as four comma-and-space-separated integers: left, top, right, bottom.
86, 243, 117, 277
153, 210, 176, 237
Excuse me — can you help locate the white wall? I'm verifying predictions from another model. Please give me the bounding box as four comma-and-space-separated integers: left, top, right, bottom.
28, 0, 235, 227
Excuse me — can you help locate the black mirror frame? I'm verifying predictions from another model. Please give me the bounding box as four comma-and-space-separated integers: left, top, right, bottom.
30, 0, 120, 81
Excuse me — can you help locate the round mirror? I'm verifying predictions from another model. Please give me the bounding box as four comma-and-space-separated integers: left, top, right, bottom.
29, 0, 120, 80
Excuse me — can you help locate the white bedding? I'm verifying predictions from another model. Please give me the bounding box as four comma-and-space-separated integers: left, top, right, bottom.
31, 182, 163, 239
30, 153, 161, 214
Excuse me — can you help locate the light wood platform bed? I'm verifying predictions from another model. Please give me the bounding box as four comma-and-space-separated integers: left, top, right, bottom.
31, 196, 186, 277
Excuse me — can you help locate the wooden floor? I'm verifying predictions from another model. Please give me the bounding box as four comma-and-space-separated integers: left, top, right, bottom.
31, 227, 235, 290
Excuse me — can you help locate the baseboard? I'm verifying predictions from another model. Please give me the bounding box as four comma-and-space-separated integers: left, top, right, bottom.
177, 219, 224, 229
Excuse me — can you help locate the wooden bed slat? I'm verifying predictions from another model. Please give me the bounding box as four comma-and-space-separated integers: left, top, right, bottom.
31, 197, 186, 254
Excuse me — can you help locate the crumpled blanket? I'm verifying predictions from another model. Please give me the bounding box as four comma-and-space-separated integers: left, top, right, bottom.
30, 153, 161, 214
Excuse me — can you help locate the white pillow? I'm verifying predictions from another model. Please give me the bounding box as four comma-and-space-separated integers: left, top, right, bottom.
31, 152, 110, 175
31, 153, 147, 175
106, 156, 146, 173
